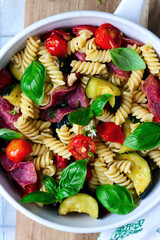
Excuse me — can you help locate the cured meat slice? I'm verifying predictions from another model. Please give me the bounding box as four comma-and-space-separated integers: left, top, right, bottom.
108, 62, 130, 80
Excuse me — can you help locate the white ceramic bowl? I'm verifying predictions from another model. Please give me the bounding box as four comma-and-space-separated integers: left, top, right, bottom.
0, 5, 160, 234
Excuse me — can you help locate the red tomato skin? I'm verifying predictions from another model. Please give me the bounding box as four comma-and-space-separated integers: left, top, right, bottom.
96, 122, 124, 143
6, 139, 33, 163
85, 166, 92, 182
55, 154, 69, 169
95, 23, 122, 49
68, 134, 96, 160
154, 116, 160, 124
0, 69, 12, 90
72, 25, 97, 36
46, 33, 67, 57
22, 181, 39, 197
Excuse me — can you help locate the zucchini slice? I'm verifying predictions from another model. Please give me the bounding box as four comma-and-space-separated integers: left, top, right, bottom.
85, 76, 121, 108
2, 84, 21, 108
9, 63, 23, 81
117, 152, 152, 199
59, 193, 99, 219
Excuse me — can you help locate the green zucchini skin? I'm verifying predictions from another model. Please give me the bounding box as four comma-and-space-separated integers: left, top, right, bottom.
1, 83, 17, 96
113, 96, 121, 109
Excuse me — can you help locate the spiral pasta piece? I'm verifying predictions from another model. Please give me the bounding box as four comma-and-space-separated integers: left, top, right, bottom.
114, 91, 133, 125
131, 103, 154, 122
80, 76, 89, 89
140, 42, 160, 75
94, 137, 115, 163
29, 143, 49, 157
22, 36, 41, 73
86, 49, 111, 63
105, 142, 122, 153
32, 119, 51, 133
38, 44, 64, 88
71, 60, 107, 75
10, 50, 24, 69
148, 150, 160, 168
127, 69, 144, 91
108, 74, 126, 87
20, 93, 35, 119
104, 165, 133, 189
85, 37, 99, 51
108, 160, 133, 174
42, 133, 71, 159
41, 82, 55, 107
94, 159, 113, 185
96, 109, 114, 122
56, 124, 75, 144
67, 30, 93, 55
133, 84, 147, 104
43, 164, 56, 176
88, 169, 99, 192
32, 152, 53, 171
14, 116, 44, 144
55, 167, 63, 183
127, 44, 141, 55
70, 124, 84, 135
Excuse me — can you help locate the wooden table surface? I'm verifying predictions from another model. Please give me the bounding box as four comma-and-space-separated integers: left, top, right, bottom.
15, 0, 160, 239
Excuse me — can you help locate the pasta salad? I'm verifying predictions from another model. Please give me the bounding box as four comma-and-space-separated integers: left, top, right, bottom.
0, 23, 160, 218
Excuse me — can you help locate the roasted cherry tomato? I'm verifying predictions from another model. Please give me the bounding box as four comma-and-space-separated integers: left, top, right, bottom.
68, 134, 96, 160
22, 181, 39, 197
55, 154, 69, 169
85, 166, 92, 182
0, 69, 12, 90
95, 23, 122, 49
96, 122, 124, 143
46, 33, 67, 57
41, 29, 70, 41
153, 116, 160, 124
6, 139, 33, 163
72, 25, 97, 36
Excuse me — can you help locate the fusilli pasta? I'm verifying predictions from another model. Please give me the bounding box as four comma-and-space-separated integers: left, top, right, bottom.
86, 49, 111, 63
131, 103, 154, 122
10, 50, 24, 69
94, 159, 113, 185
88, 169, 99, 192
127, 69, 144, 91
32, 152, 53, 171
56, 124, 75, 144
108, 160, 133, 174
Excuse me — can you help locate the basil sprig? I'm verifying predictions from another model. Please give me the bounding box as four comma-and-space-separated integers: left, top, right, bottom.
91, 94, 113, 117
69, 94, 113, 126
96, 185, 137, 214
20, 159, 87, 205
0, 129, 22, 141
21, 60, 46, 105
109, 48, 146, 71
124, 122, 160, 150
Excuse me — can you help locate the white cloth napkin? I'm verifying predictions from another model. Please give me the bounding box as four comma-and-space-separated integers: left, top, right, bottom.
98, 202, 160, 240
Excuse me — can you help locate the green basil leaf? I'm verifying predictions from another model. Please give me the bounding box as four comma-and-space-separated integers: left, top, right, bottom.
20, 60, 46, 105
0, 129, 22, 141
110, 48, 146, 71
58, 159, 87, 200
91, 94, 113, 117
19, 191, 57, 204
57, 188, 75, 200
96, 185, 137, 215
43, 175, 58, 195
69, 108, 91, 126
124, 122, 160, 150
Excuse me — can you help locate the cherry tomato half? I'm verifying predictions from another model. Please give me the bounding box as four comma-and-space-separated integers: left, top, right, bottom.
55, 154, 69, 169
0, 69, 12, 90
68, 134, 96, 160
96, 122, 124, 143
6, 139, 33, 163
95, 23, 122, 49
41, 29, 70, 41
46, 33, 67, 57
72, 25, 97, 36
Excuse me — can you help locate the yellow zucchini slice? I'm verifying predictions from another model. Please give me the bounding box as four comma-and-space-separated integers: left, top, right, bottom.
9, 63, 23, 81
59, 193, 99, 219
117, 152, 152, 199
3, 84, 21, 108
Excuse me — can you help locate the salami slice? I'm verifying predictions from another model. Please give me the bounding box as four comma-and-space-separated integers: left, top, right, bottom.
0, 152, 18, 171
108, 62, 130, 80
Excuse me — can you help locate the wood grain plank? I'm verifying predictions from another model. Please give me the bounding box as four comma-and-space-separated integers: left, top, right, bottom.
24, 0, 121, 27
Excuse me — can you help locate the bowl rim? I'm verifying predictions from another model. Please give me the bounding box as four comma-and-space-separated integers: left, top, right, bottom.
0, 10, 160, 233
